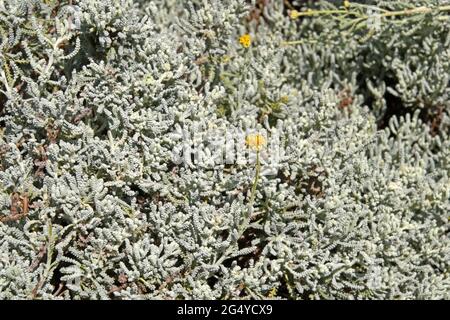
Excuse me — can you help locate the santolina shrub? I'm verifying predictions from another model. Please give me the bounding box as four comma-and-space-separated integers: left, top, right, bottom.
0, 0, 448, 299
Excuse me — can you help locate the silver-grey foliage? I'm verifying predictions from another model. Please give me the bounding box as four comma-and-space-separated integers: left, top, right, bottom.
0, 0, 449, 299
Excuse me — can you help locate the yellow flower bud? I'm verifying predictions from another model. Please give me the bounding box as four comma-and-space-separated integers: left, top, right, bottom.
245, 133, 266, 151
290, 10, 300, 19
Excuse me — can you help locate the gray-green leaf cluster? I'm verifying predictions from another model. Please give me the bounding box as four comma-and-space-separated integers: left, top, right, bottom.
0, 0, 448, 300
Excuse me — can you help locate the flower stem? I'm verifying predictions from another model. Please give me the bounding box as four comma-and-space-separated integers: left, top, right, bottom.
290, 5, 450, 20
248, 150, 261, 209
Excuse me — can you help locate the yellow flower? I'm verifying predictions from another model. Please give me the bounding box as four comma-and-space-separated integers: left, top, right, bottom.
245, 133, 266, 151
290, 10, 300, 19
344, 0, 350, 9
239, 34, 251, 48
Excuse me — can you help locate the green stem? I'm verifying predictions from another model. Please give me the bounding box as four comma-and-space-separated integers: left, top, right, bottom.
248, 150, 261, 209
212, 150, 261, 267
44, 222, 54, 278
237, 150, 261, 238
290, 5, 450, 20
30, 221, 55, 299
282, 39, 318, 46
383, 6, 450, 17
285, 5, 450, 46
